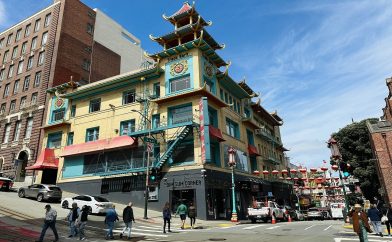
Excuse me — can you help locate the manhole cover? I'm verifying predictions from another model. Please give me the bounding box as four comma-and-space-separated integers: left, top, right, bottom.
208, 239, 227, 241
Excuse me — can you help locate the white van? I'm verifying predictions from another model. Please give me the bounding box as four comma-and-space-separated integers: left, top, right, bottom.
330, 203, 345, 219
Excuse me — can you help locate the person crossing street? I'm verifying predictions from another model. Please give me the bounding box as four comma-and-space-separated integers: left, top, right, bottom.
175, 200, 187, 229
120, 202, 135, 239
35, 204, 59, 242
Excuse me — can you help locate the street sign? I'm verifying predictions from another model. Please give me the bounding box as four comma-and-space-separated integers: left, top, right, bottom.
143, 137, 157, 144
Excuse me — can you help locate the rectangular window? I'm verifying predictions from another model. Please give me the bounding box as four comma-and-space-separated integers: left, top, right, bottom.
13, 80, 20, 94
15, 29, 22, 41
86, 127, 99, 142
31, 37, 37, 50
220, 88, 224, 100
152, 114, 160, 129
27, 56, 34, 70
13, 121, 21, 141
0, 38, 4, 49
6, 34, 13, 46
41, 32, 48, 46
44, 13, 51, 27
89, 98, 101, 113
82, 59, 90, 71
226, 118, 240, 139
47, 132, 62, 148
21, 41, 27, 55
25, 118, 33, 138
20, 96, 27, 108
0, 69, 5, 81
70, 105, 76, 117
170, 104, 193, 125
8, 65, 14, 78
31, 92, 38, 105
17, 61, 23, 74
0, 103, 6, 115
34, 71, 41, 87
3, 83, 10, 97
23, 76, 30, 91
153, 83, 160, 98
25, 24, 31, 37
224, 92, 228, 103
120, 120, 135, 135
87, 23, 94, 35
52, 109, 65, 122
9, 100, 16, 112
38, 51, 45, 65
3, 124, 11, 143
67, 132, 74, 146
3, 50, 9, 63
34, 19, 41, 32
170, 75, 191, 93
122, 90, 135, 105
11, 46, 18, 59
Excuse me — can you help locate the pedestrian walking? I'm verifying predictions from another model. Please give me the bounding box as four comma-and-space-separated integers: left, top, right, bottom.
368, 204, 383, 237
35, 204, 59, 242
175, 200, 187, 229
348, 204, 372, 242
188, 202, 197, 229
163, 202, 172, 233
120, 202, 135, 239
105, 205, 119, 240
77, 205, 89, 240
384, 203, 392, 236
66, 202, 80, 238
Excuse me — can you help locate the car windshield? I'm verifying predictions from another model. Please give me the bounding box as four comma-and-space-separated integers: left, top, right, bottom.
48, 187, 61, 191
93, 196, 109, 202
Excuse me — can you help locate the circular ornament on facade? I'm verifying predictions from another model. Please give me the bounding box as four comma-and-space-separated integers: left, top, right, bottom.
174, 63, 184, 73
205, 64, 214, 77
55, 98, 64, 108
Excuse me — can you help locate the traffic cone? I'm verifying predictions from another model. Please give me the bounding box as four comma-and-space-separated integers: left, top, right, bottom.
271, 214, 276, 224
288, 214, 292, 222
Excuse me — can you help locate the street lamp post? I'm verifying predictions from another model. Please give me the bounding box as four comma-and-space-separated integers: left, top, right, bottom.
228, 146, 238, 222
327, 137, 350, 216
132, 109, 152, 220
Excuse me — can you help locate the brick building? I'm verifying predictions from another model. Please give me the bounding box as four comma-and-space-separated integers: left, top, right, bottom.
367, 77, 392, 205
0, 0, 144, 184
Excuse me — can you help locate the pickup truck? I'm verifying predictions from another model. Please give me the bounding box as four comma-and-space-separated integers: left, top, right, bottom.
247, 201, 285, 223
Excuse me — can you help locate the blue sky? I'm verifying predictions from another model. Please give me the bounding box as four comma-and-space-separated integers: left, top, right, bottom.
1, 0, 391, 168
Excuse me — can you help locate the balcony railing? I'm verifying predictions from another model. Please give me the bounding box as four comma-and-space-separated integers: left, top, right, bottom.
255, 128, 282, 145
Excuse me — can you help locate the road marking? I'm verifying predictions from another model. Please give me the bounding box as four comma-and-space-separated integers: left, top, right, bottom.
243, 224, 267, 230
324, 225, 332, 231
266, 226, 281, 230
112, 229, 168, 237
304, 225, 315, 230
334, 238, 388, 242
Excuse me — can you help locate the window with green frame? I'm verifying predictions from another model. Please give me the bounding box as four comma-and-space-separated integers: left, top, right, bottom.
169, 104, 193, 125
86, 127, 99, 142
250, 156, 257, 172
169, 74, 191, 93
169, 135, 194, 165
208, 106, 218, 127
220, 88, 224, 100
120, 120, 135, 136
153, 83, 160, 98
210, 142, 221, 166
152, 114, 160, 129
70, 105, 76, 117
47, 132, 62, 148
225, 118, 240, 139
122, 90, 135, 105
89, 98, 101, 113
67, 132, 74, 146
246, 129, 254, 145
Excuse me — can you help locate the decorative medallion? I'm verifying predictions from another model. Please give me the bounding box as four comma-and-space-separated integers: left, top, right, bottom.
55, 98, 64, 108
170, 59, 188, 76
204, 63, 215, 78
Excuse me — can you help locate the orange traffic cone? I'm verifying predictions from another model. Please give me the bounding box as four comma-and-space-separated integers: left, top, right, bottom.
288, 214, 292, 222
271, 214, 276, 224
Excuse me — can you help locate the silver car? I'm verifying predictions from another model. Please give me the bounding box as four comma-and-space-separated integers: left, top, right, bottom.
18, 184, 62, 202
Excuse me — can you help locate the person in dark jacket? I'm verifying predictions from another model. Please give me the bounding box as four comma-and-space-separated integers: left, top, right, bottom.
385, 203, 392, 236
348, 204, 372, 242
66, 202, 80, 238
120, 202, 135, 239
368, 204, 383, 236
105, 205, 119, 240
163, 202, 172, 233
77, 205, 89, 240
188, 202, 197, 229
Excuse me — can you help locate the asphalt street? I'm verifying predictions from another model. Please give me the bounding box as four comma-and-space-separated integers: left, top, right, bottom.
1, 191, 392, 242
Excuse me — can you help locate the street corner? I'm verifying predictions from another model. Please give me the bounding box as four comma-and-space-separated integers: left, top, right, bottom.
342, 224, 353, 229
217, 223, 236, 228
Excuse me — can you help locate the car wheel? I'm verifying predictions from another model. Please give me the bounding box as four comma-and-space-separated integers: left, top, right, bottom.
37, 194, 44, 202
18, 190, 25, 198
62, 200, 69, 209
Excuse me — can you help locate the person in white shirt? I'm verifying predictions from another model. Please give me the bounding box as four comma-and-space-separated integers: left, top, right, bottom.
35, 204, 59, 242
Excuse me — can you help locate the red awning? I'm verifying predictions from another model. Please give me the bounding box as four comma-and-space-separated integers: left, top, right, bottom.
248, 144, 261, 156
61, 136, 135, 157
26, 148, 59, 170
209, 126, 225, 142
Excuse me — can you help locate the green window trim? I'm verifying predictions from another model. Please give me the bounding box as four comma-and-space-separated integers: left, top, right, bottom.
120, 119, 135, 136
70, 105, 76, 117
152, 114, 160, 129
89, 98, 101, 113
168, 103, 193, 125
67, 132, 74, 146
122, 90, 136, 105
85, 127, 99, 142
225, 118, 240, 139
47, 132, 62, 148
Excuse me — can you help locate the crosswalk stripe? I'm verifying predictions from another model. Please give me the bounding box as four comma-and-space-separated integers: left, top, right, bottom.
112, 229, 168, 237
243, 224, 267, 230
324, 225, 333, 231
304, 225, 315, 230
266, 225, 281, 230
334, 238, 389, 242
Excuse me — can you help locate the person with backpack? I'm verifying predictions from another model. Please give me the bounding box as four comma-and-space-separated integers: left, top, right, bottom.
163, 202, 172, 233
77, 205, 89, 241
188, 202, 197, 229
66, 202, 80, 238
105, 205, 119, 240
120, 202, 135, 239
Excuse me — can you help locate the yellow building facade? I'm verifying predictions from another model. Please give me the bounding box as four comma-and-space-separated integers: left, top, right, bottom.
35, 2, 291, 220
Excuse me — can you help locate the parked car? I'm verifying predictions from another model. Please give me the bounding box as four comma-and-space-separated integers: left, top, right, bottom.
61, 195, 113, 214
292, 210, 305, 221
0, 175, 13, 191
18, 184, 62, 202
247, 201, 285, 223
307, 207, 324, 220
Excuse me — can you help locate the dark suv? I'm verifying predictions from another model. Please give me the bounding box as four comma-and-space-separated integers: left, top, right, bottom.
18, 184, 62, 202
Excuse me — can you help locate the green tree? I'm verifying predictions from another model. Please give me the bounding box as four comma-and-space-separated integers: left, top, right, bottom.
331, 118, 379, 201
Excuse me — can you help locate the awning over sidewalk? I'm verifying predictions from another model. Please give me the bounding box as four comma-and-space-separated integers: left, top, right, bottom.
26, 148, 59, 170
61, 136, 136, 157
209, 126, 225, 142
248, 144, 261, 156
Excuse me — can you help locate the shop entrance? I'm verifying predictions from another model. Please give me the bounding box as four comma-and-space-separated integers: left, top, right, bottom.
170, 189, 195, 213
207, 189, 230, 220
41, 169, 57, 184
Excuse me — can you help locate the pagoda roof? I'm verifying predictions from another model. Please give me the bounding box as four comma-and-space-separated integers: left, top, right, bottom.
163, 2, 209, 26
216, 71, 252, 99
251, 102, 283, 126
238, 79, 259, 97
148, 37, 227, 68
